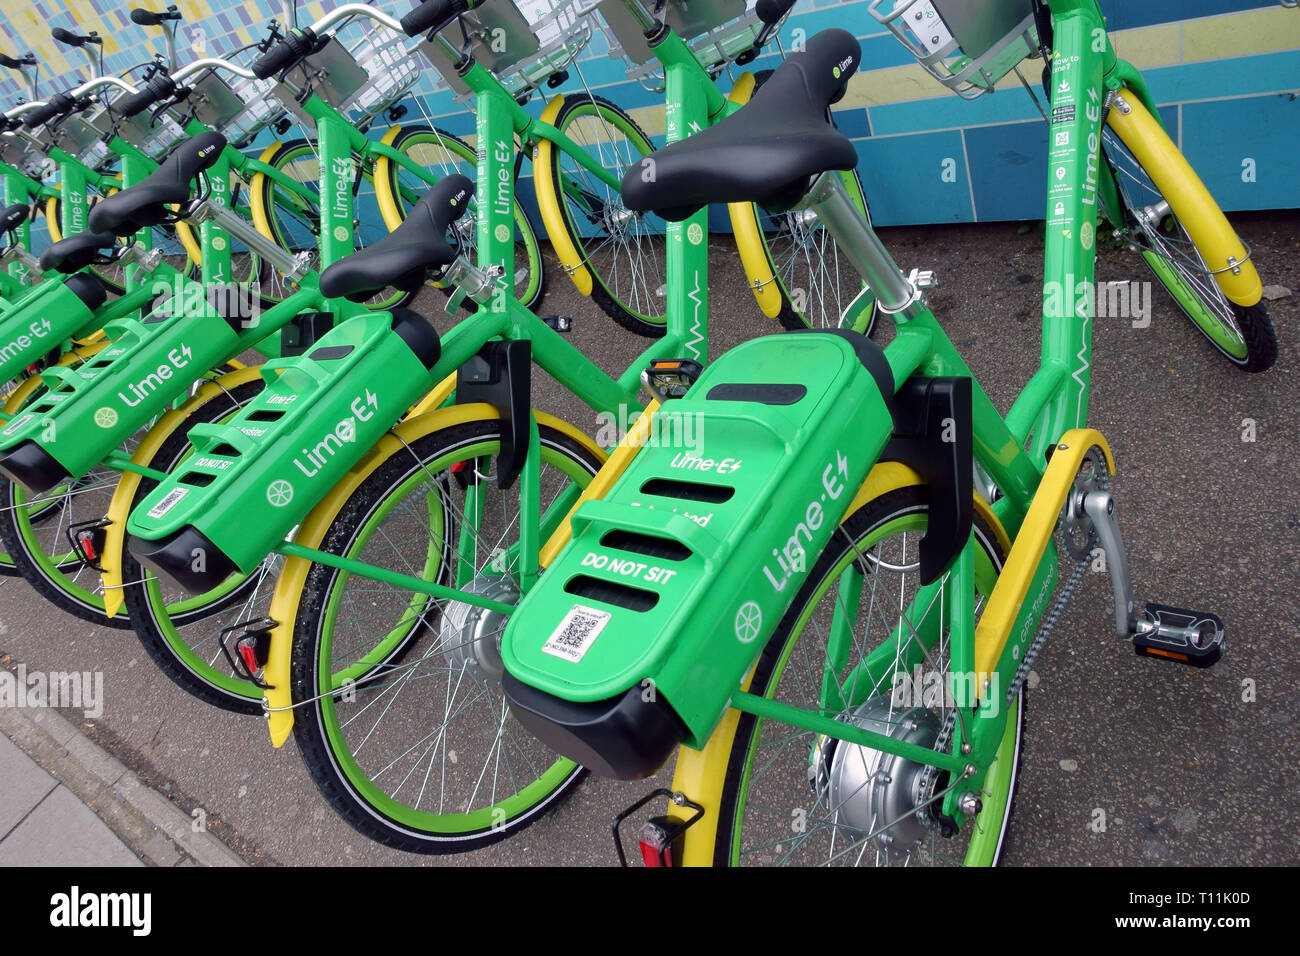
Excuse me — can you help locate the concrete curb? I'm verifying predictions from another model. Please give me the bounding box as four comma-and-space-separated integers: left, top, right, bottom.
0, 702, 246, 867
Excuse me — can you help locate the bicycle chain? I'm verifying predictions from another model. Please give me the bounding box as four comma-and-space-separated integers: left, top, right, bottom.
917, 468, 1109, 826
1007, 470, 1109, 704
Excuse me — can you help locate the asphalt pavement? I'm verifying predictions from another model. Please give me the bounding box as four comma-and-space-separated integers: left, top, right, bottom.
1, 211, 1296, 866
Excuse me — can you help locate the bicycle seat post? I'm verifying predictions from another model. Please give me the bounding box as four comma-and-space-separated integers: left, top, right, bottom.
800, 170, 921, 317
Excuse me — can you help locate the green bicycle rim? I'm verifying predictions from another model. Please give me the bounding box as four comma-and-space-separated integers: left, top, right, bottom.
727, 509, 1012, 866
315, 436, 590, 834
1142, 250, 1248, 359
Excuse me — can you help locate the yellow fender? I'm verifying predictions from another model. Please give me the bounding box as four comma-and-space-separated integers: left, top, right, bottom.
403, 371, 457, 420
99, 365, 266, 619
248, 140, 287, 245
973, 428, 1114, 680
723, 73, 787, 321
45, 196, 62, 242
670, 460, 1011, 865
372, 125, 408, 233
262, 404, 605, 747
173, 218, 203, 269
1106, 88, 1261, 307
532, 94, 593, 297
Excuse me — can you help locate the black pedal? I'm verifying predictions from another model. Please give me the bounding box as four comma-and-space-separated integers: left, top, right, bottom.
1132, 604, 1224, 668
66, 517, 112, 572
217, 617, 277, 688
540, 314, 571, 333
641, 358, 703, 402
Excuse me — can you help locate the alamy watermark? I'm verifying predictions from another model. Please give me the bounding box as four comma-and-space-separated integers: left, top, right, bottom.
1045, 276, 1153, 327
0, 664, 104, 718
595, 403, 705, 454
891, 665, 1002, 719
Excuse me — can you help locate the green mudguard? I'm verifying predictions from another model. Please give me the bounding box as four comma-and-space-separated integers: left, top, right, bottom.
502, 331, 895, 779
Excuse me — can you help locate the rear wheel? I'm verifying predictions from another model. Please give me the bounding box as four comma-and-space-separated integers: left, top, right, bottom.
122, 378, 273, 713
290, 418, 601, 852
1102, 128, 1276, 372
0, 359, 243, 626
713, 487, 1021, 866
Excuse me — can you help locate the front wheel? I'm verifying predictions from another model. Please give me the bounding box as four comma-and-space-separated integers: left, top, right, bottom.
712, 486, 1022, 866
538, 94, 668, 337
1102, 128, 1277, 372
290, 417, 603, 852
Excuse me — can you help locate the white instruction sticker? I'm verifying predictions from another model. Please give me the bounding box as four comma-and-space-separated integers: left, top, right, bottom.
541, 605, 612, 663
146, 487, 189, 519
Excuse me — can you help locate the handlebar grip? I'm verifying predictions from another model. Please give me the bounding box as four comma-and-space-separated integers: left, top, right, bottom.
116, 86, 161, 118
52, 28, 84, 48
0, 53, 22, 69
22, 93, 73, 129
755, 0, 797, 25
251, 28, 316, 79
399, 0, 468, 37
131, 8, 182, 26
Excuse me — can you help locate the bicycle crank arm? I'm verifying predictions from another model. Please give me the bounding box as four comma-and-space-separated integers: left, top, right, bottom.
1077, 486, 1225, 667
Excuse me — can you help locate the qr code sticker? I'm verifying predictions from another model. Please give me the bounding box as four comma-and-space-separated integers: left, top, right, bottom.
541, 605, 612, 663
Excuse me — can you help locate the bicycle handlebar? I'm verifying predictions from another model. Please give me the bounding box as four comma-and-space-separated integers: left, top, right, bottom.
51, 28, 97, 49
21, 94, 72, 129
116, 73, 176, 117
400, 0, 470, 38
755, 0, 797, 24
251, 3, 408, 79
130, 7, 183, 26
251, 29, 317, 79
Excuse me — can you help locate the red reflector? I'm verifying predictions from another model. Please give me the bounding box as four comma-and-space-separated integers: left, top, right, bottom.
237, 639, 261, 674
450, 461, 468, 473
77, 530, 97, 561
638, 822, 673, 867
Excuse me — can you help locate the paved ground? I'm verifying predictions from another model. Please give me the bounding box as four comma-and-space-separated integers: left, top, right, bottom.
0, 211, 1296, 866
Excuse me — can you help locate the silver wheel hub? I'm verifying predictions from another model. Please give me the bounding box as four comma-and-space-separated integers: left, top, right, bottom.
815, 697, 943, 849
440, 575, 519, 686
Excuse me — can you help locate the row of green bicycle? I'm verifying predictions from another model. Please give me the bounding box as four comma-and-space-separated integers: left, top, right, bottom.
0, 0, 1278, 864
0, 0, 872, 605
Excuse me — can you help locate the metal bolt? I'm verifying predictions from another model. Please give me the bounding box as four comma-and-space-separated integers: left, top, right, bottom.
958, 792, 983, 817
